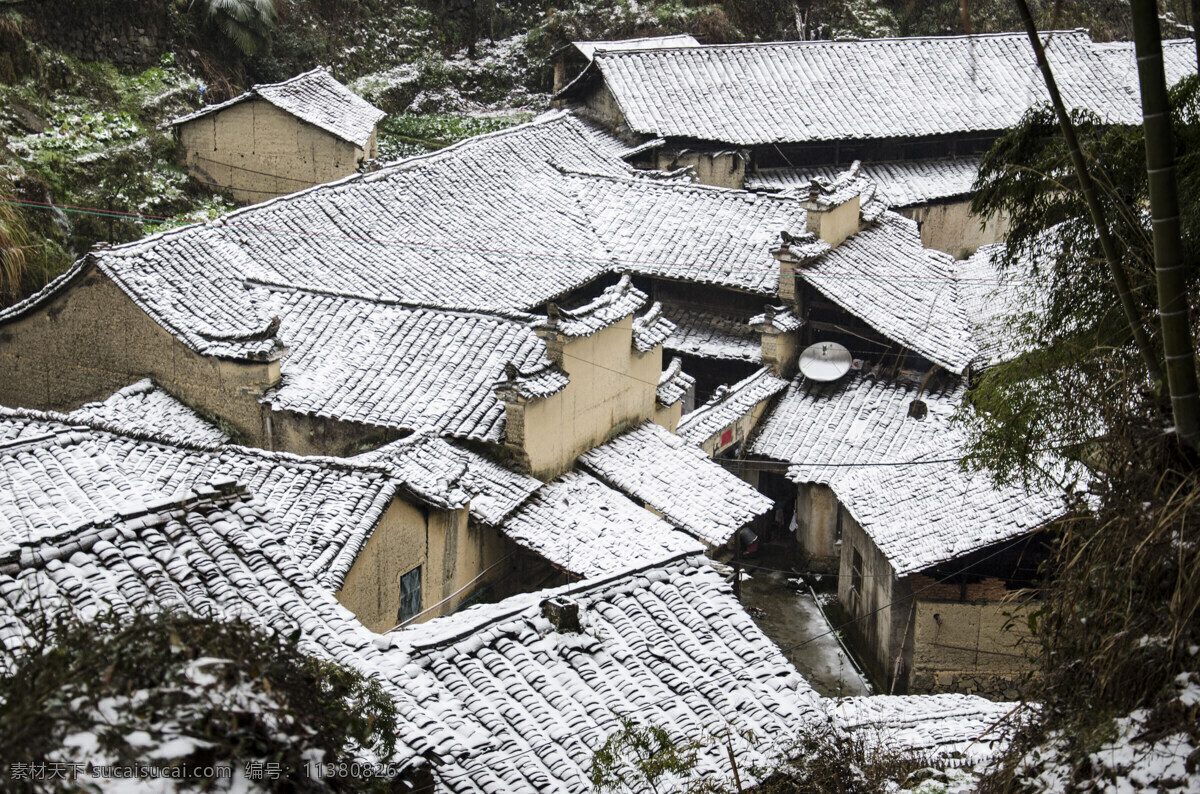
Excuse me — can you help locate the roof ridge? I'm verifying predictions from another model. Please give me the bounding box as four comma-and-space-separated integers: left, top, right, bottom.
0, 480, 254, 573
401, 552, 704, 649
246, 278, 539, 323
590, 29, 1090, 57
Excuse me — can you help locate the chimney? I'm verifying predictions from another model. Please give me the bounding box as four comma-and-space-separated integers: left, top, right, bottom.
542, 596, 581, 632
750, 305, 804, 378
800, 179, 861, 249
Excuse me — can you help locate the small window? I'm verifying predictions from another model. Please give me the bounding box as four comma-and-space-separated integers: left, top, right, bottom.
851, 549, 864, 595
835, 506, 844, 543
398, 566, 422, 624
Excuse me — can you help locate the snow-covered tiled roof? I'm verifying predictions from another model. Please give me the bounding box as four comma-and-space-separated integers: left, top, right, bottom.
497, 471, 703, 577
656, 357, 696, 406
569, 171, 806, 294
663, 306, 762, 362
676, 367, 789, 447
955, 241, 1047, 368
537, 274, 647, 337
631, 301, 675, 352
0, 408, 401, 590
788, 212, 978, 373
263, 293, 553, 441
66, 378, 229, 447
171, 68, 385, 148
1092, 38, 1197, 97
749, 157, 984, 208
750, 372, 964, 485
835, 436, 1070, 575
353, 431, 540, 526
571, 34, 701, 61
561, 31, 1141, 145
0, 478, 475, 768
393, 556, 826, 792
580, 421, 773, 545
831, 693, 1023, 766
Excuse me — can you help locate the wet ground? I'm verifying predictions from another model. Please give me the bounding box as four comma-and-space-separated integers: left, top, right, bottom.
739, 566, 872, 697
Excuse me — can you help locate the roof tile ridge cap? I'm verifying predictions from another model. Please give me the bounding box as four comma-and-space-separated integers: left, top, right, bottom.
220, 442, 396, 477
403, 552, 701, 650
601, 30, 1039, 52
0, 256, 94, 324
50, 416, 225, 453
0, 426, 86, 454
250, 66, 329, 93
216, 110, 575, 218
564, 166, 795, 199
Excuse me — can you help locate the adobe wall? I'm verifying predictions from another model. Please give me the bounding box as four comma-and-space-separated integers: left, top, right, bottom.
425, 512, 512, 619
838, 513, 908, 689
519, 317, 661, 480
656, 151, 746, 190
898, 201, 1010, 259
335, 496, 429, 633
177, 99, 366, 204
697, 395, 773, 457
0, 267, 276, 443
267, 409, 402, 458
795, 482, 841, 569
908, 591, 1035, 700
584, 83, 626, 127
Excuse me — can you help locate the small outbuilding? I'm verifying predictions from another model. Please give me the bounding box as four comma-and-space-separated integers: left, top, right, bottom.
169, 68, 385, 203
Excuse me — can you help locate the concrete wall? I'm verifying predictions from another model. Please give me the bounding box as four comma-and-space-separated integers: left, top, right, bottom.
514, 317, 661, 480
795, 483, 842, 569
178, 99, 369, 204
898, 201, 1010, 259
0, 266, 278, 443
655, 150, 746, 189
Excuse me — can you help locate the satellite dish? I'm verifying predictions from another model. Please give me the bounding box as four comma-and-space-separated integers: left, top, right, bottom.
799, 341, 852, 382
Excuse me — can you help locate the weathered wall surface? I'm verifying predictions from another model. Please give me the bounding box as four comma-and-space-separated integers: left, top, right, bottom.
795, 483, 842, 568
178, 99, 367, 203
425, 512, 511, 619
0, 267, 277, 443
335, 496, 429, 633
653, 400, 682, 433
268, 409, 402, 458
899, 201, 1010, 259
656, 151, 745, 189
518, 318, 660, 480
838, 513, 903, 688
18, 0, 168, 66
583, 84, 625, 127
697, 396, 773, 458
909, 595, 1035, 699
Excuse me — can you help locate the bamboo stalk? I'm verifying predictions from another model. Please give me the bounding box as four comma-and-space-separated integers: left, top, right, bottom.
1013, 0, 1164, 384
1132, 0, 1200, 451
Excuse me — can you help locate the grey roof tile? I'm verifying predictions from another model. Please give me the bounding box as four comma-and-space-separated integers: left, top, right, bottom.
394, 556, 826, 792
571, 35, 701, 61
676, 368, 789, 447
656, 358, 696, 407
497, 471, 703, 577
663, 306, 761, 362
580, 421, 774, 545
789, 212, 978, 373
1092, 38, 1196, 97
171, 68, 385, 148
564, 32, 1140, 145
835, 436, 1070, 575
749, 157, 984, 208
750, 372, 964, 485
67, 379, 228, 448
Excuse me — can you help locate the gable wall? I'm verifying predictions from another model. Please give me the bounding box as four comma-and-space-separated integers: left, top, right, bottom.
0, 268, 277, 443
177, 99, 366, 204
897, 201, 1010, 259
519, 317, 661, 479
